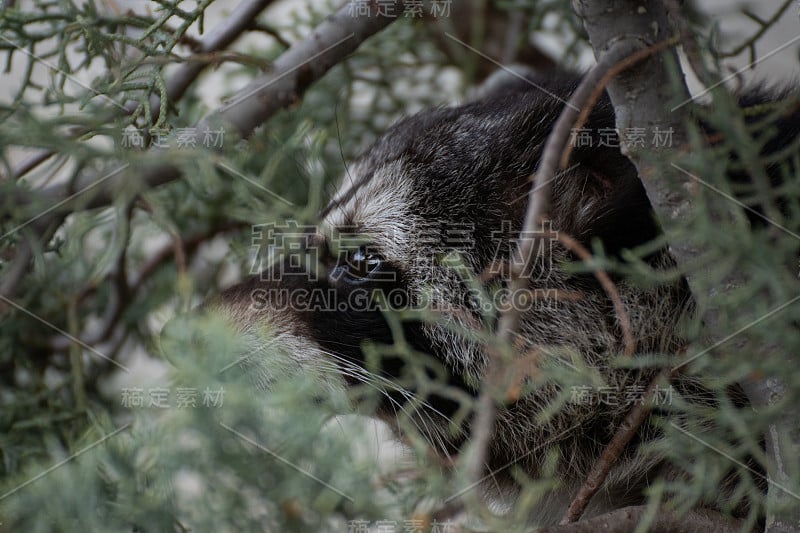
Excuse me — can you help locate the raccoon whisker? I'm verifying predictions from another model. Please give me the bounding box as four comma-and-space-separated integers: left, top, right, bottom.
321, 355, 429, 409
314, 339, 363, 350
321, 350, 458, 426
317, 351, 459, 451
334, 95, 357, 191
323, 362, 447, 449
313, 357, 421, 414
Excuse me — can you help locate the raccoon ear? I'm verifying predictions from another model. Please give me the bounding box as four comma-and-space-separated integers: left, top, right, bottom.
560, 143, 663, 262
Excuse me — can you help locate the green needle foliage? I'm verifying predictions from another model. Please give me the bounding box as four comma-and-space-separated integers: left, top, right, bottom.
1, 1, 799, 532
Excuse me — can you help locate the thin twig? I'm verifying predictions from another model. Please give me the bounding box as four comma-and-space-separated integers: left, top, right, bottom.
463, 37, 648, 494
556, 232, 635, 357
543, 504, 742, 533
13, 1, 406, 223
49, 222, 246, 351
11, 0, 278, 180
249, 21, 290, 49
9, 150, 57, 181
157, 0, 278, 112
558, 36, 679, 170
559, 368, 673, 524
0, 239, 32, 300
719, 0, 793, 60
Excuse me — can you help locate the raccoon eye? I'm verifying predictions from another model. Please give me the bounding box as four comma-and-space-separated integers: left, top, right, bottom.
330, 246, 384, 283
347, 247, 383, 279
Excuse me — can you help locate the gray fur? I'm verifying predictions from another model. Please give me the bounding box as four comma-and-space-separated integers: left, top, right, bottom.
213, 76, 737, 522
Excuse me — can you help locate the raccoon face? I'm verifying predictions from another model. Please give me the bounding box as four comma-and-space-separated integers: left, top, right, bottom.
214, 75, 690, 489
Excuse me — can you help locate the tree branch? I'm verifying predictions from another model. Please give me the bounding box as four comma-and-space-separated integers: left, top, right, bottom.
556, 232, 635, 357
161, 0, 279, 108
560, 369, 672, 523
574, 1, 800, 530
3, 0, 406, 306
13, 0, 405, 216
541, 505, 744, 533
12, 0, 277, 180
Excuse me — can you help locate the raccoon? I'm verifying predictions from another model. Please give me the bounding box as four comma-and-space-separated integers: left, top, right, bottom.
211, 72, 794, 523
